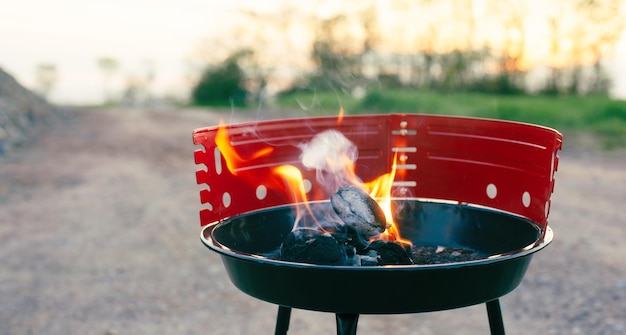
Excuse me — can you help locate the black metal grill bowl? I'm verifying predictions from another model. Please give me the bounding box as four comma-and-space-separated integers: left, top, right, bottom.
201, 200, 552, 315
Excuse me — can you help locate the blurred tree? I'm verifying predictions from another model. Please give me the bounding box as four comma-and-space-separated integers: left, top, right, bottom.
486, 0, 527, 94
542, 16, 563, 95
308, 15, 364, 92
190, 4, 316, 97
198, 0, 626, 98
97, 57, 120, 103
571, 0, 623, 95
359, 5, 380, 53
191, 49, 253, 106
142, 59, 155, 97
543, 0, 624, 95
119, 65, 155, 108
34, 63, 58, 99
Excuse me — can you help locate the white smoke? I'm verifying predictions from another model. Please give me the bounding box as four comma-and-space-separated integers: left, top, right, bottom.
299, 129, 361, 193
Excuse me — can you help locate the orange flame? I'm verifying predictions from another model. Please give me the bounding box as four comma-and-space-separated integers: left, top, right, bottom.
272, 165, 308, 204
337, 106, 345, 125
214, 118, 411, 246
273, 165, 330, 231
364, 153, 412, 247
215, 121, 273, 175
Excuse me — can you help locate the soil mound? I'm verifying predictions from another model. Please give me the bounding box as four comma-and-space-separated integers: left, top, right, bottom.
0, 67, 61, 155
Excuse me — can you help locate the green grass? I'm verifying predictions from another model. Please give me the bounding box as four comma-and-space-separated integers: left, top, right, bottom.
276, 88, 626, 149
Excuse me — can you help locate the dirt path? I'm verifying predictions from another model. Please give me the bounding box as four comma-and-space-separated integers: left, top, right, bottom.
1, 108, 625, 334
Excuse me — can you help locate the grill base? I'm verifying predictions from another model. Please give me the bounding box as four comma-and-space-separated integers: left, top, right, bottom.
274, 302, 505, 335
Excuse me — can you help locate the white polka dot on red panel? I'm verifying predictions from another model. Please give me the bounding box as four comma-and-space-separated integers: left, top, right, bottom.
256, 185, 267, 200
486, 183, 497, 199
222, 192, 231, 208
522, 192, 531, 207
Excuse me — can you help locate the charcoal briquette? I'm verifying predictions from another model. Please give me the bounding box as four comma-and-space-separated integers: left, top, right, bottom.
330, 185, 387, 239
367, 241, 413, 265
279, 229, 346, 266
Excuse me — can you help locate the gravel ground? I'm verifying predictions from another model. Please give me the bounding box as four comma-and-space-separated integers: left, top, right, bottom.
0, 108, 625, 335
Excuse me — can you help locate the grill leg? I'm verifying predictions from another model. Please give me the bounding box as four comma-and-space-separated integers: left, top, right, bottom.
486, 299, 505, 335
335, 313, 359, 335
274, 306, 292, 335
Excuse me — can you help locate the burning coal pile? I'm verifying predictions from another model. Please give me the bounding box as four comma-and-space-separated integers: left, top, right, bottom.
266, 130, 485, 267
279, 185, 415, 266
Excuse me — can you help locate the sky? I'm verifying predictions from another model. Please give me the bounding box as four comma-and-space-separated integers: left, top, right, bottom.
0, 0, 265, 104
1, 0, 625, 105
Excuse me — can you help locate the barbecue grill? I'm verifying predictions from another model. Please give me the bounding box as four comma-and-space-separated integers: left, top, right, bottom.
193, 113, 562, 335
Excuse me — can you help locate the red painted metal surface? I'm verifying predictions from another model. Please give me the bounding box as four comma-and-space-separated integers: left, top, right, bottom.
193, 114, 562, 230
